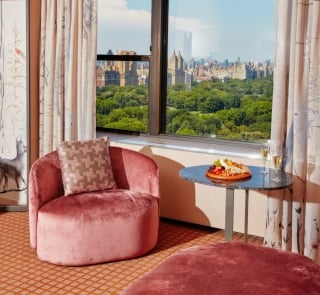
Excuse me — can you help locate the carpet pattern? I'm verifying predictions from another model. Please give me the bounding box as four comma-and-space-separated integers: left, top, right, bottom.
0, 212, 263, 295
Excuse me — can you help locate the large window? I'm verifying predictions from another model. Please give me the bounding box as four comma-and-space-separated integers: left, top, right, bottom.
96, 0, 151, 133
96, 0, 275, 142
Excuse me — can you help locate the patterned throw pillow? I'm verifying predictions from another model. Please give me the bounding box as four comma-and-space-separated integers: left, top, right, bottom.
57, 137, 116, 196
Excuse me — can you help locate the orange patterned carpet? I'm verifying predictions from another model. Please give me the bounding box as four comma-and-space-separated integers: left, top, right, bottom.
0, 212, 263, 295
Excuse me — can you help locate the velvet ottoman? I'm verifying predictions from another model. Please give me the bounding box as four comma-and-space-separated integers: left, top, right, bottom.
122, 242, 320, 295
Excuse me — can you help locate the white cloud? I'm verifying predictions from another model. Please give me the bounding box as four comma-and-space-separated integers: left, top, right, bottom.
97, 0, 152, 53
169, 16, 214, 33
97, 0, 213, 55
168, 15, 219, 58
98, 0, 150, 29
100, 0, 128, 10
97, 1, 272, 61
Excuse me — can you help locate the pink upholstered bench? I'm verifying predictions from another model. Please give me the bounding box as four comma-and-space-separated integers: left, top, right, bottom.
122, 242, 320, 295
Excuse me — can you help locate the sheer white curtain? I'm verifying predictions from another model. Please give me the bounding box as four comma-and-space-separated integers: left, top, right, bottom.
265, 0, 320, 264
39, 0, 97, 155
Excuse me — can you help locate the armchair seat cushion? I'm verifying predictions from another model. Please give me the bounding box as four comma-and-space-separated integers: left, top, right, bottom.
37, 189, 159, 266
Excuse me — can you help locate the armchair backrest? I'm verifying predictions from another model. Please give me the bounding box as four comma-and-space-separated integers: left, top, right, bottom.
109, 146, 160, 198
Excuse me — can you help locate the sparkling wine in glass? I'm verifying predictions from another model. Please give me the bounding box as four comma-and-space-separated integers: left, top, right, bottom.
272, 155, 282, 182
260, 143, 269, 174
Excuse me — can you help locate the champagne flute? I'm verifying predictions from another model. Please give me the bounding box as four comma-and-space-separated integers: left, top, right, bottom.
272, 154, 282, 182
260, 142, 269, 174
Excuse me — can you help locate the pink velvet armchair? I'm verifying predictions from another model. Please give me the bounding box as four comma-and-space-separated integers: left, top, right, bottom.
29, 146, 160, 266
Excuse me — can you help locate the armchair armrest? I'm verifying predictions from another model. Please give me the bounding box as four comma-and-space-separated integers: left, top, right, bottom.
109, 146, 160, 198
28, 151, 64, 248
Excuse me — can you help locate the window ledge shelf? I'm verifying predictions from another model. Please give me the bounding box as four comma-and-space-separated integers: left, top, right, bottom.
98, 132, 261, 160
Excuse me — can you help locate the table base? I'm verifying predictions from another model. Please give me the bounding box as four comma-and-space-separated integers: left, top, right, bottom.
225, 188, 249, 242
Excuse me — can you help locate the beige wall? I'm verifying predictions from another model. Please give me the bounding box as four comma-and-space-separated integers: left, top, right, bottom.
110, 141, 267, 237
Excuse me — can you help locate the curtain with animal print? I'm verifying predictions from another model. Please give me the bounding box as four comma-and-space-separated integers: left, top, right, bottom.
265, 0, 320, 264
39, 0, 97, 155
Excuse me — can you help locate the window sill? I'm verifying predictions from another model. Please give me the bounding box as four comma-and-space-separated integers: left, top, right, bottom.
97, 131, 261, 160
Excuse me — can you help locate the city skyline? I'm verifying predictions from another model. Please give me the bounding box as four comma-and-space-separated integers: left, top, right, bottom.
98, 0, 275, 62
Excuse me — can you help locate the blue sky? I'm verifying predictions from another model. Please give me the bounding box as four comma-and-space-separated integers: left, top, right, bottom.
98, 0, 275, 62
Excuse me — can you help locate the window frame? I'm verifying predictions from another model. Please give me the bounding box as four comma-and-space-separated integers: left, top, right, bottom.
148, 0, 168, 135
96, 0, 167, 136
97, 0, 270, 149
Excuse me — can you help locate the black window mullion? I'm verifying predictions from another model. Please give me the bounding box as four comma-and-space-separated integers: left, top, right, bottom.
97, 54, 149, 62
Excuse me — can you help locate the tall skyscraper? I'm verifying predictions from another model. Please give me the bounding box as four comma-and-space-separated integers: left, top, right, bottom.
183, 32, 192, 62
167, 50, 185, 85
168, 31, 192, 63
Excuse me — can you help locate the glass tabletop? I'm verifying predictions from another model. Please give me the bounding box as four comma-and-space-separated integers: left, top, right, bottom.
179, 165, 292, 191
